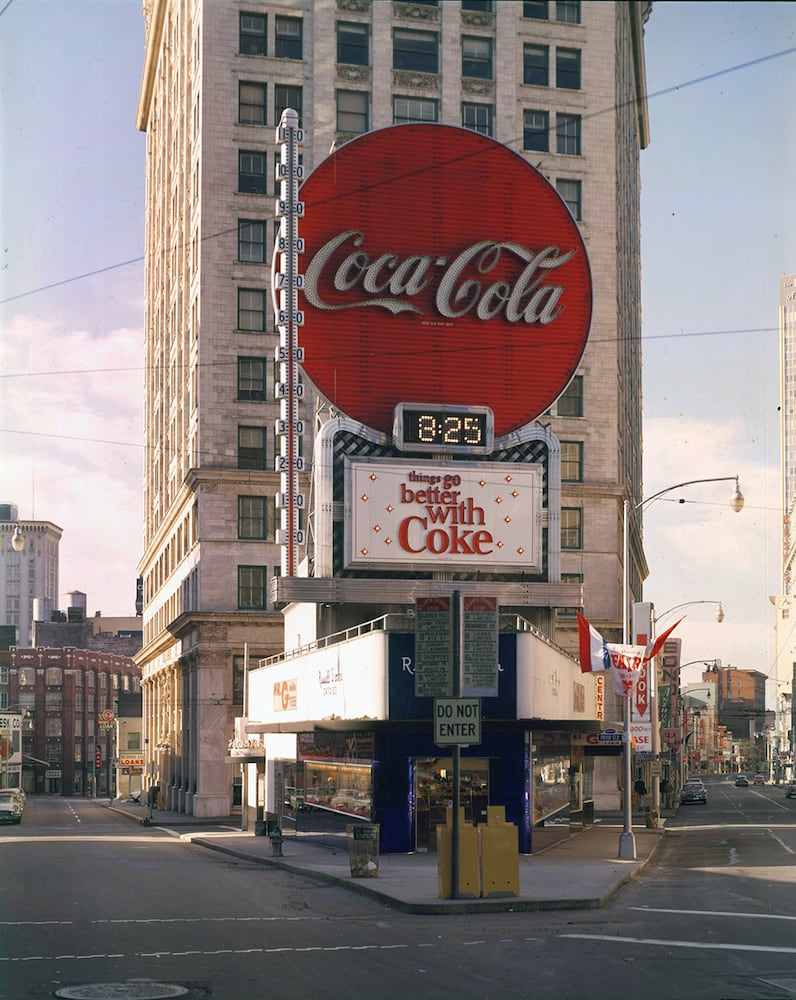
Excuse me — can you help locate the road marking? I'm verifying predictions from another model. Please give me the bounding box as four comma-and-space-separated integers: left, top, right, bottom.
767, 829, 795, 853
631, 906, 796, 921
561, 933, 796, 955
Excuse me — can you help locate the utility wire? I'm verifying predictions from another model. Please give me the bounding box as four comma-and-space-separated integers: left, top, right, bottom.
1, 45, 794, 308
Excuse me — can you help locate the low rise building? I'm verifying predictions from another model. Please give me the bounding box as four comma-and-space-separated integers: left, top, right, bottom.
8, 647, 141, 796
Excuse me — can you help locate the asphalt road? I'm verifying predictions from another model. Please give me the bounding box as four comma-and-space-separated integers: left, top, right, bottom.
1, 780, 795, 1000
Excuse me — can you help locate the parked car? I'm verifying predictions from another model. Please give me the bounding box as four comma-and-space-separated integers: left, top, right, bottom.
0, 791, 22, 824
0, 788, 24, 811
753, 774, 766, 785
681, 782, 707, 804
734, 774, 749, 787
785, 780, 796, 799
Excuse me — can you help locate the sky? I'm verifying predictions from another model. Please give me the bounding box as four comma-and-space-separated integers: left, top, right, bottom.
0, 1, 794, 698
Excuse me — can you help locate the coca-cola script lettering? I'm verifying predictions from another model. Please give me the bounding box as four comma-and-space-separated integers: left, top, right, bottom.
304, 230, 576, 325
297, 124, 592, 436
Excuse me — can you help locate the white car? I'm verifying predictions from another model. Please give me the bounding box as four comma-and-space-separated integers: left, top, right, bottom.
0, 791, 22, 824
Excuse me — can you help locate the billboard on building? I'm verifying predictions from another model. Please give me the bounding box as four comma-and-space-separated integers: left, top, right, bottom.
299, 123, 592, 438
345, 458, 542, 572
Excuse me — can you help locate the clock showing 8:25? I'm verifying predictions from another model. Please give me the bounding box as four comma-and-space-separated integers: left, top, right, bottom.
393, 403, 494, 454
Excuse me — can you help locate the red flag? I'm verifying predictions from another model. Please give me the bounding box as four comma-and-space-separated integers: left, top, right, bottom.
647, 618, 683, 660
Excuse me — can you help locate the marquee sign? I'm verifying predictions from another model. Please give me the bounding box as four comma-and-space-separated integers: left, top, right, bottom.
299, 124, 592, 438
345, 458, 542, 572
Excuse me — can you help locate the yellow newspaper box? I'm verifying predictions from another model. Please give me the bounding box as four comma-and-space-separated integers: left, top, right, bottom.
437, 807, 480, 899
479, 806, 519, 898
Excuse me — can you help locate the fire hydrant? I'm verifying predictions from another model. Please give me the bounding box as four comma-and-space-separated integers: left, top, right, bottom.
269, 828, 284, 857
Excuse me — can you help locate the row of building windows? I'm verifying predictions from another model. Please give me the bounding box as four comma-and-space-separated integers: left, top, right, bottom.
238, 144, 581, 225
13, 667, 135, 689
231, 374, 583, 473
239, 2, 581, 63
242, 77, 584, 156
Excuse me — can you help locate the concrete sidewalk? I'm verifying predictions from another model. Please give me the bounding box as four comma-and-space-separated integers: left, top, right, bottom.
106, 800, 666, 914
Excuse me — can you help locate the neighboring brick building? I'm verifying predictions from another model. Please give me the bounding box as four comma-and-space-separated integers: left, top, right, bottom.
8, 647, 141, 797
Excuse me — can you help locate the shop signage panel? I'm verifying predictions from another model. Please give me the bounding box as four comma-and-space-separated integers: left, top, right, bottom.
299, 124, 592, 438
630, 722, 652, 752
462, 596, 498, 697
346, 458, 542, 572
248, 632, 388, 725
388, 632, 517, 723
414, 597, 452, 698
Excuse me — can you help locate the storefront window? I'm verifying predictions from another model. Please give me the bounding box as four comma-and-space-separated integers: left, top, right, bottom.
532, 743, 571, 825
301, 760, 372, 818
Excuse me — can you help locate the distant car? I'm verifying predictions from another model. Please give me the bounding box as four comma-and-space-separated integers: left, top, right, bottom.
785, 780, 796, 799
0, 793, 22, 824
681, 782, 707, 804
753, 774, 766, 785
734, 774, 749, 786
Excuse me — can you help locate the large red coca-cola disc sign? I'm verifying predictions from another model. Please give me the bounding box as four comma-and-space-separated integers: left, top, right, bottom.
299, 124, 592, 438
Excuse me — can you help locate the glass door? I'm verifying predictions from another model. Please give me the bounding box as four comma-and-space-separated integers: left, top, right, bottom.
413, 757, 489, 851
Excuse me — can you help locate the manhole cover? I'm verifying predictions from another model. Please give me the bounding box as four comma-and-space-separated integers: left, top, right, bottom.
54, 983, 189, 999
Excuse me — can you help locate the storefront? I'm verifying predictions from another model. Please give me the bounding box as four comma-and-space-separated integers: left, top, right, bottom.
244, 622, 602, 854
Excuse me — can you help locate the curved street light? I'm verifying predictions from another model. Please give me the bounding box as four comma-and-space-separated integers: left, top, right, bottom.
11, 527, 25, 552
618, 475, 743, 860
657, 601, 724, 625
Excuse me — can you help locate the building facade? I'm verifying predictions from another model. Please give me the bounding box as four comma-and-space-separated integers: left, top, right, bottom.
5, 647, 141, 797
136, 0, 651, 817
772, 274, 796, 773
0, 503, 62, 648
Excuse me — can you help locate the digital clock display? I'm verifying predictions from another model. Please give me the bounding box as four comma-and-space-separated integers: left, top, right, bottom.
393, 403, 494, 454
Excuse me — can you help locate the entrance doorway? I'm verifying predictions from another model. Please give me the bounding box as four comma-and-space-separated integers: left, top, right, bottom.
413, 757, 489, 852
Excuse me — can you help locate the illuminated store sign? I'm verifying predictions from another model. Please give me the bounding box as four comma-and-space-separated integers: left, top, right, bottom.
299, 124, 592, 438
346, 459, 542, 571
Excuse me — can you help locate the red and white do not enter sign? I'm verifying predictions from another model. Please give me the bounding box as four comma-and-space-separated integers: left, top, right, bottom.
298, 123, 593, 438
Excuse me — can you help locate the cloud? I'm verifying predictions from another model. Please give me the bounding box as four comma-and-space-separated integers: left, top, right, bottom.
642, 414, 780, 684
0, 311, 143, 615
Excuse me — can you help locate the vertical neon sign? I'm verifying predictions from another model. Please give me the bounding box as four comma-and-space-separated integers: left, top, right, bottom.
272, 109, 305, 576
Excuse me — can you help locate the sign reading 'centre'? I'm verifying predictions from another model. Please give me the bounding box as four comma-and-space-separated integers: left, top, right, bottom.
299, 124, 593, 438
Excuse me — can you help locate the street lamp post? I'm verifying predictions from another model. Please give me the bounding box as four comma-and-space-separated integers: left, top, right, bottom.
143, 737, 152, 825
620, 476, 743, 860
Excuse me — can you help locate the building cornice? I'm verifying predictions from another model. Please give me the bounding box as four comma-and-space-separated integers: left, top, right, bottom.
136, 0, 167, 132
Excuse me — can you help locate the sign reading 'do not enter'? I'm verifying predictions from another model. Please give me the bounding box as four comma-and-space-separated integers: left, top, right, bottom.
434, 698, 482, 746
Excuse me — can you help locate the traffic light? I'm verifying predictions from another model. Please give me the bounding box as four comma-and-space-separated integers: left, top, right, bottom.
95, 744, 102, 771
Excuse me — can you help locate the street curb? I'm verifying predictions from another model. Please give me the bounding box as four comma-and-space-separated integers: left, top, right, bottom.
186, 831, 667, 915
107, 802, 667, 914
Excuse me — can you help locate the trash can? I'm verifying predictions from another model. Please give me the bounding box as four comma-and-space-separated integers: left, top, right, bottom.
478, 806, 519, 898
437, 806, 480, 899
347, 824, 380, 877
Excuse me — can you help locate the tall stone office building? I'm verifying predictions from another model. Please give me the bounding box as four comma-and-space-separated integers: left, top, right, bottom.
0, 503, 61, 649
136, 0, 651, 816
773, 273, 796, 771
